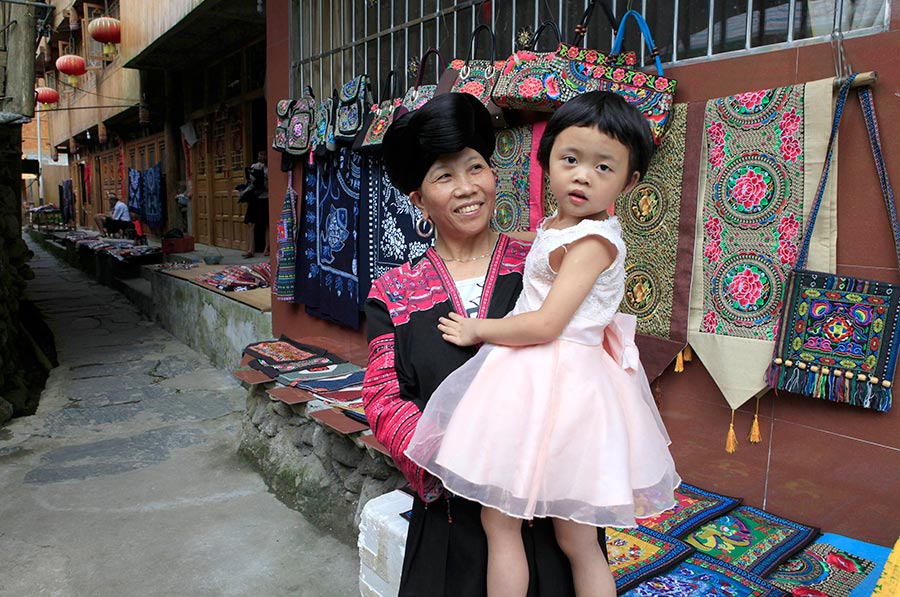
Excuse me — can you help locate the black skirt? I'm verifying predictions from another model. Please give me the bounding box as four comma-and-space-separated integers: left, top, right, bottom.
399, 495, 608, 597
243, 195, 268, 225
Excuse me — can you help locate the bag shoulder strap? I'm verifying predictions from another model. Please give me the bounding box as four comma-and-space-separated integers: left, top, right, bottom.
572, 0, 619, 45
612, 10, 663, 75
858, 85, 900, 269
796, 75, 855, 269
414, 48, 445, 88
379, 70, 397, 103
465, 24, 496, 63
530, 20, 562, 50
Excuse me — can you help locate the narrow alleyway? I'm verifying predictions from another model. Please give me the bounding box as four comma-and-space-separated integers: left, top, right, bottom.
0, 239, 359, 596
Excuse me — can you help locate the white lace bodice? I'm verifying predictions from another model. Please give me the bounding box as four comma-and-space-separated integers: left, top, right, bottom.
511, 215, 626, 345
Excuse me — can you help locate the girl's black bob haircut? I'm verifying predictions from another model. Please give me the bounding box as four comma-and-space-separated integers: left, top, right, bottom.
382, 93, 495, 195
537, 91, 655, 179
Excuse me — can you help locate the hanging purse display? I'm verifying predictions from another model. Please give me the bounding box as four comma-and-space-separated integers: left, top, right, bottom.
399, 48, 444, 116
766, 78, 899, 412
272, 99, 295, 153
311, 90, 338, 158
490, 20, 563, 113
435, 25, 507, 128
285, 87, 316, 155
595, 10, 677, 144
353, 70, 402, 154
334, 74, 373, 144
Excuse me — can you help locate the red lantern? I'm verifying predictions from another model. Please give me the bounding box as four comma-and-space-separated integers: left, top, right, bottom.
56, 54, 87, 86
35, 86, 60, 106
88, 16, 121, 56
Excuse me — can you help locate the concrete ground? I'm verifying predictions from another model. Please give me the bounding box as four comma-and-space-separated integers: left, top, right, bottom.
0, 238, 359, 596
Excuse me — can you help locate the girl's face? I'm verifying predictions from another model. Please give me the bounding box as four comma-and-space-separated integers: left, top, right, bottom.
409, 148, 496, 243
548, 125, 639, 225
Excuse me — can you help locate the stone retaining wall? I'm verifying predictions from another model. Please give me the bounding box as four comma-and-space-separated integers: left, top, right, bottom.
239, 386, 406, 545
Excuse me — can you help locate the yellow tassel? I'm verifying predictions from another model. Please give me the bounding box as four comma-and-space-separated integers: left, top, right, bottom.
749, 397, 761, 443
726, 410, 738, 454
674, 350, 684, 373
683, 345, 693, 362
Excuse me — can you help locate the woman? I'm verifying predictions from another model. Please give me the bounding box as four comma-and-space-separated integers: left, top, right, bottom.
361, 93, 607, 596
242, 151, 270, 258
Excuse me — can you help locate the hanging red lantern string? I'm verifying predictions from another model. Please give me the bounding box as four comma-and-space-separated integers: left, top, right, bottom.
88, 16, 121, 57
56, 54, 87, 86
35, 86, 60, 107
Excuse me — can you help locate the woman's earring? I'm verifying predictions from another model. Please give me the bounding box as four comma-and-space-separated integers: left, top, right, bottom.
415, 215, 434, 238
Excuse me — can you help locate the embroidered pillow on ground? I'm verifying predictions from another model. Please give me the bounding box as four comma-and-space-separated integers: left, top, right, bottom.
606, 526, 693, 593
244, 337, 328, 364
637, 482, 741, 538
769, 532, 892, 597
275, 362, 363, 385
622, 553, 787, 597
685, 505, 819, 577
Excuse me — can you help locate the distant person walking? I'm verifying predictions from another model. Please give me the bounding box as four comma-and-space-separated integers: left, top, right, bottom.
242, 151, 269, 258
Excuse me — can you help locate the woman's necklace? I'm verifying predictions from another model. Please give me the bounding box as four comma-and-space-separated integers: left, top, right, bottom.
438, 250, 491, 263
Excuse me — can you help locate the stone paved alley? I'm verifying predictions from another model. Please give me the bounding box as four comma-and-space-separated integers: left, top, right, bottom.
0, 239, 359, 596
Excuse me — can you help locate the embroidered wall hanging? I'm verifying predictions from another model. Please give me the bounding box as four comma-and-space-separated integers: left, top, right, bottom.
274, 171, 299, 302
127, 168, 143, 218
358, 156, 431, 297
637, 482, 741, 539
613, 102, 704, 381
606, 526, 693, 594
142, 163, 164, 230
684, 505, 819, 577
686, 78, 837, 410
622, 553, 787, 597
490, 121, 547, 233
296, 147, 362, 328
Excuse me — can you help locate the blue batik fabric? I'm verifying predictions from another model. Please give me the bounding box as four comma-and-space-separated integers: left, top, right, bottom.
358, 155, 432, 296
296, 147, 362, 328
128, 168, 143, 219
142, 163, 164, 230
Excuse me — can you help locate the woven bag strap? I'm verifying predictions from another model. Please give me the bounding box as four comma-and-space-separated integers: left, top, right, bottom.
795, 74, 856, 268
858, 85, 900, 269
611, 10, 663, 75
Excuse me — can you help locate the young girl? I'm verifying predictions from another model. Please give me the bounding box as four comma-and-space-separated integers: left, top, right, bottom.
405, 91, 680, 597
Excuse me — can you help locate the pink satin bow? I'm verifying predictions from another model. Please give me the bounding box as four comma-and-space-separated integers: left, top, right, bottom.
602, 313, 641, 372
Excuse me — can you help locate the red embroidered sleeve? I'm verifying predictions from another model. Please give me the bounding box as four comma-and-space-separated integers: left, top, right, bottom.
362, 327, 442, 502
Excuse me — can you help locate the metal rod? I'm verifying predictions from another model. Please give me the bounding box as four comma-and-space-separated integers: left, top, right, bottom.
0, 0, 52, 7
745, 0, 752, 50
673, 0, 679, 61
787, 0, 795, 43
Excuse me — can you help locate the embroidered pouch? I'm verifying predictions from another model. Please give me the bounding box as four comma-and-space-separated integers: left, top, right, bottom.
766, 81, 900, 412
334, 74, 372, 143
272, 99, 294, 153
311, 91, 337, 157
592, 10, 677, 144
435, 25, 507, 128
399, 48, 444, 116
285, 93, 316, 155
353, 70, 402, 154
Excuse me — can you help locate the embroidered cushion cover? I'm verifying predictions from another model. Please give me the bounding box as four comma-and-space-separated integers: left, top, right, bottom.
637, 482, 741, 538
606, 526, 694, 593
622, 553, 787, 597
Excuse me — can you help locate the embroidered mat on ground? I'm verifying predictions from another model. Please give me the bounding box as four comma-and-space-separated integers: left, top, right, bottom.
687, 78, 837, 409
769, 532, 892, 597
874, 536, 900, 596
606, 526, 693, 593
685, 504, 819, 577
615, 102, 703, 381
622, 553, 787, 596
637, 482, 742, 538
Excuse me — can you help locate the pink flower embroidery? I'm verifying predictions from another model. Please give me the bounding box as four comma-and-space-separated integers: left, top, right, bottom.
704, 241, 723, 263
709, 146, 725, 169
450, 59, 465, 70
544, 74, 560, 100
777, 214, 800, 240
780, 108, 801, 134
704, 217, 724, 239
781, 136, 802, 162
735, 89, 768, 110
826, 552, 861, 573
632, 72, 647, 88
707, 121, 726, 143
459, 80, 486, 99
517, 77, 544, 99
654, 77, 669, 91
592, 65, 607, 79
585, 50, 599, 64
777, 240, 799, 266
791, 589, 829, 597
702, 311, 718, 333
731, 169, 768, 211
612, 68, 626, 82
729, 267, 764, 308
567, 46, 580, 59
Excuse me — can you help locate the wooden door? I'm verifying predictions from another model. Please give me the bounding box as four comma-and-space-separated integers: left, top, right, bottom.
209, 106, 249, 249
193, 117, 211, 244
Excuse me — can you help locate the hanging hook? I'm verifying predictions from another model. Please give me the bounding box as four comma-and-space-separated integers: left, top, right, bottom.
830, 0, 853, 81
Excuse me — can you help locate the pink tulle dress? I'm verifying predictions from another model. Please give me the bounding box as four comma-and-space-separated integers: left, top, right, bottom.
405, 216, 680, 528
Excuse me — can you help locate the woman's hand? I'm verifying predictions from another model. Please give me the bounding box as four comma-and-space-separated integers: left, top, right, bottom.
437, 312, 481, 346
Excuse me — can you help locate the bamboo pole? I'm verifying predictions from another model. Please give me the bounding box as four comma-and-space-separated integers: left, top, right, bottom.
836, 71, 877, 88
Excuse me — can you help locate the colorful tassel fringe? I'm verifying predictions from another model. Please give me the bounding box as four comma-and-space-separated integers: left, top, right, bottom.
765, 360, 893, 412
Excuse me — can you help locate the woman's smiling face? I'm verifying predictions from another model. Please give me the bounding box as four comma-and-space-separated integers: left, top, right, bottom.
410, 147, 497, 242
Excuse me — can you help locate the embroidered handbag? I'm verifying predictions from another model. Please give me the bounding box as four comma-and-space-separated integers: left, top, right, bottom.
285, 89, 316, 155
272, 99, 294, 153
594, 10, 677, 144
334, 75, 373, 144
311, 90, 337, 158
766, 79, 899, 412
491, 20, 563, 113
398, 48, 444, 116
435, 25, 507, 128
353, 70, 402, 154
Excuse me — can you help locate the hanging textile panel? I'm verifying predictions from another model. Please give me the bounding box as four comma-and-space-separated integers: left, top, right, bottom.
274, 172, 299, 302
128, 168, 143, 219
143, 163, 164, 230
615, 102, 703, 381
490, 121, 546, 233
687, 78, 837, 410
358, 156, 431, 296
296, 147, 363, 329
